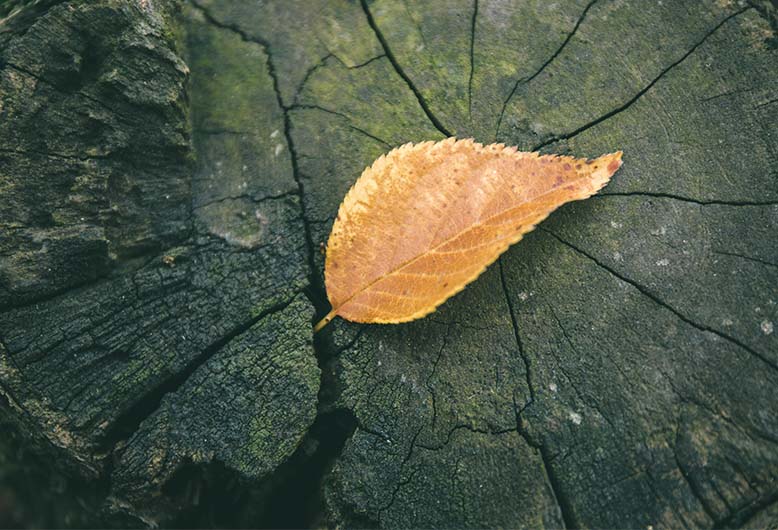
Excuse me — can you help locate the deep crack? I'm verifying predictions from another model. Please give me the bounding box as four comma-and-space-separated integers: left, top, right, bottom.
259, 408, 359, 528
499, 257, 577, 529
184, 7, 362, 529
496, 0, 600, 139
595, 191, 778, 207
539, 444, 579, 530
497, 257, 534, 403
187, 0, 329, 317
532, 7, 750, 151
467, 0, 478, 120
359, 0, 452, 137
98, 295, 298, 450
544, 228, 778, 374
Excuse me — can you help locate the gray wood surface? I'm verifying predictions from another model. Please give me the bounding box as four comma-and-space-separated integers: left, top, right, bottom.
1, 0, 777, 527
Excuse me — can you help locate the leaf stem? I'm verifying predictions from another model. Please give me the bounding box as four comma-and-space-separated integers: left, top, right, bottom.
314, 309, 337, 332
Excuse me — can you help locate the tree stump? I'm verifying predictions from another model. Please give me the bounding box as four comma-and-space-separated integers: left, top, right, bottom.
1, 0, 777, 527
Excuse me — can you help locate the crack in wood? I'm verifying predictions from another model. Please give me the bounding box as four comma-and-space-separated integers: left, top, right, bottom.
498, 257, 534, 403
672, 434, 719, 524
539, 444, 580, 530
4, 61, 136, 125
495, 0, 600, 139
498, 257, 577, 529
359, 0, 453, 137
467, 0, 478, 120
5, 0, 776, 526
292, 50, 388, 108
0, 146, 110, 162
533, 7, 751, 151
292, 52, 334, 106
188, 0, 322, 317
377, 422, 425, 514
714, 488, 778, 529
416, 423, 517, 452
330, 52, 387, 71
543, 228, 778, 374
711, 249, 778, 270
98, 294, 299, 451
288, 103, 393, 148
595, 191, 778, 207
192, 190, 300, 211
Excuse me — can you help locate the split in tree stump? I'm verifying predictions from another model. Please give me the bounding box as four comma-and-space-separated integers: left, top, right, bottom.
1, 0, 777, 527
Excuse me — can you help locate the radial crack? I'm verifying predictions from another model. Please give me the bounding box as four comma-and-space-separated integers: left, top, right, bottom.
595, 191, 778, 207
348, 125, 393, 149
539, 444, 579, 529
533, 7, 750, 151
359, 0, 452, 137
424, 323, 451, 429
546, 305, 618, 431
292, 52, 334, 106
331, 52, 388, 70
712, 249, 778, 270
468, 0, 478, 119
288, 104, 393, 150
672, 439, 719, 524
288, 103, 351, 120
497, 257, 534, 402
544, 228, 778, 374
188, 0, 325, 314
499, 257, 577, 527
378, 423, 425, 514
99, 295, 299, 449
192, 190, 299, 210
496, 0, 599, 138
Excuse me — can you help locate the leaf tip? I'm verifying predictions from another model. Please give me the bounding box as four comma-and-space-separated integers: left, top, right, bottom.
606, 150, 624, 175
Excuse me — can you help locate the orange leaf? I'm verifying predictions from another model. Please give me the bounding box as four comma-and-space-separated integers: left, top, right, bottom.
314, 138, 622, 331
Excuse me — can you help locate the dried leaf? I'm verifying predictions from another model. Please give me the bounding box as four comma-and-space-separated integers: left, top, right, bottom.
314, 138, 622, 331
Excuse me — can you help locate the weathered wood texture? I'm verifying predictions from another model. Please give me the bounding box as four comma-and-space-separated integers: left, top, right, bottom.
1, 0, 777, 528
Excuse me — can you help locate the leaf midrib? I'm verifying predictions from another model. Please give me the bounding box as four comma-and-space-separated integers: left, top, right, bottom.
328, 171, 599, 314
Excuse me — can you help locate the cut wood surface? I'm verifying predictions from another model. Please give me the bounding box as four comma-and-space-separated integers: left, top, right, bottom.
1, 0, 777, 528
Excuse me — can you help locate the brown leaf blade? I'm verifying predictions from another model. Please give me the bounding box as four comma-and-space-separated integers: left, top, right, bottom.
315, 138, 622, 331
